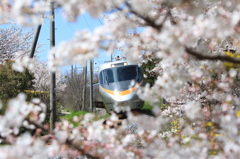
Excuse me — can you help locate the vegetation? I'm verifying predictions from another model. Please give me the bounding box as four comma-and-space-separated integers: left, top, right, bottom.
0, 59, 34, 113
0, 25, 40, 62
141, 102, 153, 110
141, 99, 168, 111
141, 58, 160, 87
0, 60, 34, 98
61, 67, 98, 112
61, 110, 110, 127
1, 1, 240, 159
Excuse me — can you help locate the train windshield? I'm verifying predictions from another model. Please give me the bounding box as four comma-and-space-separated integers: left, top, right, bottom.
100, 65, 143, 85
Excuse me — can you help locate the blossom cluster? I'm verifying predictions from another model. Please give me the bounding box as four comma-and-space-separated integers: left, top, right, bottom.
1, 0, 240, 158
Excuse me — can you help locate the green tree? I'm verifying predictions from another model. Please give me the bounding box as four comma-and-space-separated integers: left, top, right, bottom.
0, 59, 34, 103
141, 58, 160, 87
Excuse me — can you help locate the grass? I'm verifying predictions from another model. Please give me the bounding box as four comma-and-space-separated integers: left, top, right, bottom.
60, 110, 110, 127
94, 113, 111, 120
141, 101, 168, 111
61, 111, 88, 121
141, 102, 153, 110
60, 100, 166, 127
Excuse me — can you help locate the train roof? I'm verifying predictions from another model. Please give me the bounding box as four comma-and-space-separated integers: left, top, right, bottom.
98, 60, 140, 72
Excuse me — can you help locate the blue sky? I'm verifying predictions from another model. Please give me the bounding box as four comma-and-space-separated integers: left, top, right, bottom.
37, 10, 112, 73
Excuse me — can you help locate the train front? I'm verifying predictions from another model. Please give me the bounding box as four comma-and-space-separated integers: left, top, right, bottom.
99, 61, 144, 112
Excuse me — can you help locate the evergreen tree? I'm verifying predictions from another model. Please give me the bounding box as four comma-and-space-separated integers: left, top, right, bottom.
141, 58, 160, 87
0, 59, 34, 100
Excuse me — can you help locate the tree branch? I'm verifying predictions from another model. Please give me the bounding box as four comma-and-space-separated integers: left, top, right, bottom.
26, 119, 49, 132
65, 139, 101, 159
124, 1, 170, 31
26, 118, 101, 159
185, 47, 240, 64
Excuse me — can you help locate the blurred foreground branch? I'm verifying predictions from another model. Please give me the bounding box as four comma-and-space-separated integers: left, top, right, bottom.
185, 47, 240, 64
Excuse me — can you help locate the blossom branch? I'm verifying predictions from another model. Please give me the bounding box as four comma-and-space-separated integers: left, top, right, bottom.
65, 139, 101, 159
185, 47, 240, 64
25, 119, 49, 132
124, 1, 170, 31
26, 119, 101, 159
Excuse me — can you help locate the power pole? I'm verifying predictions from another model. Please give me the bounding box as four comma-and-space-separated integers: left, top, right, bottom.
29, 25, 42, 58
71, 65, 74, 78
82, 65, 87, 110
90, 59, 94, 113
50, 2, 56, 130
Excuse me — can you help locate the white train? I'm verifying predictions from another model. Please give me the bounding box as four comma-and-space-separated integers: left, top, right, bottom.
97, 60, 144, 112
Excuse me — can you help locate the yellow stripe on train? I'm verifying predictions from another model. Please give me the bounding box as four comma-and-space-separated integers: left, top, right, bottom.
101, 86, 137, 96
100, 81, 143, 96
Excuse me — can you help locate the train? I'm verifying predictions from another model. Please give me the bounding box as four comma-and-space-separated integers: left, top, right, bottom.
97, 60, 145, 112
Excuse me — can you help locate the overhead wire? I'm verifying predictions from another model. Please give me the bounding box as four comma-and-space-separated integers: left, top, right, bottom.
56, 8, 75, 33
83, 14, 93, 31
98, 18, 104, 25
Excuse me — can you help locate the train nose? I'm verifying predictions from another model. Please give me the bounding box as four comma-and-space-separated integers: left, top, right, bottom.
111, 91, 138, 102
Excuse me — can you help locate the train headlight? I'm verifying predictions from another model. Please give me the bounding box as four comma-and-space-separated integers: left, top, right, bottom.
111, 62, 128, 67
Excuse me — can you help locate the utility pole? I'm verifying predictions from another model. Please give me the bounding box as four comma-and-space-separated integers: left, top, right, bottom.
50, 2, 56, 130
71, 65, 73, 78
29, 25, 42, 58
89, 59, 94, 113
82, 65, 87, 110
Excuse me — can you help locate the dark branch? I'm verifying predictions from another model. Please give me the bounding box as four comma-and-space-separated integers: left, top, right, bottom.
26, 119, 49, 132
185, 47, 240, 64
125, 1, 170, 31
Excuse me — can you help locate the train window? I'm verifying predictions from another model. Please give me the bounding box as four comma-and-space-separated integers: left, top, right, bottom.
117, 66, 137, 81
100, 69, 114, 84
106, 69, 114, 83
100, 65, 143, 85
99, 71, 104, 84
117, 65, 143, 82
137, 67, 143, 82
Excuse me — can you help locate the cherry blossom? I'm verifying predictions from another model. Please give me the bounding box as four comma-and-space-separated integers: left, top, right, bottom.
1, 0, 240, 158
